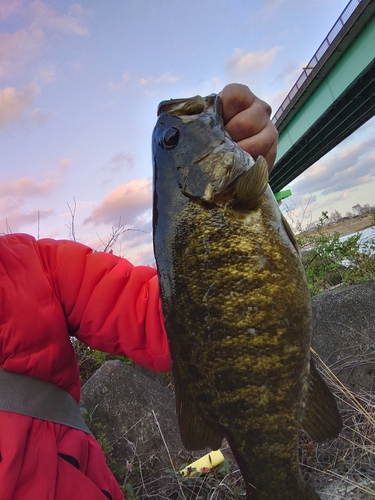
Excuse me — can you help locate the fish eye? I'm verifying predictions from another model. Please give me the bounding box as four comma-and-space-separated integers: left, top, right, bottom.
162, 127, 180, 150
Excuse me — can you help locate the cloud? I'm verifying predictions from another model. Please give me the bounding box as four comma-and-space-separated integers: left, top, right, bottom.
0, 176, 61, 198
0, 168, 67, 234
0, 1, 88, 80
0, 176, 58, 233
282, 130, 375, 228
139, 73, 181, 86
290, 134, 375, 197
177, 76, 224, 98
0, 0, 26, 20
225, 47, 279, 78
0, 83, 49, 128
57, 158, 72, 174
37, 2, 89, 36
81, 224, 153, 265
127, 238, 155, 266
84, 178, 152, 228
36, 62, 56, 83
102, 152, 135, 173
0, 27, 45, 79
108, 72, 130, 92
0, 207, 54, 234
268, 64, 305, 115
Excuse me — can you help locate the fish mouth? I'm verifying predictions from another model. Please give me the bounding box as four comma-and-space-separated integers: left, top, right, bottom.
157, 95, 206, 117
157, 94, 225, 128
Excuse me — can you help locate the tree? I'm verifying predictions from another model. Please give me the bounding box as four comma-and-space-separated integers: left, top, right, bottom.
352, 203, 364, 216
329, 210, 342, 223
362, 203, 372, 214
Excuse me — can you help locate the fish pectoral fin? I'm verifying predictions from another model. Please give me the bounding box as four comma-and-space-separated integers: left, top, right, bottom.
301, 359, 342, 443
235, 156, 269, 208
175, 388, 223, 451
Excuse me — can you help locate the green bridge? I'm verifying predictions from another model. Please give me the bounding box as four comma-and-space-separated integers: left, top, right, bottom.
269, 0, 375, 194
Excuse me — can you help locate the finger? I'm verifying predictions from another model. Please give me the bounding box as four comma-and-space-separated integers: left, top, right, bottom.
224, 98, 272, 144
219, 83, 257, 124
236, 122, 278, 173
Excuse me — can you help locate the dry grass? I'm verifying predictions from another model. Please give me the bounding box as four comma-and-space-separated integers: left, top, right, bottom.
120, 438, 246, 499
76, 330, 375, 498
117, 352, 375, 499
300, 350, 375, 499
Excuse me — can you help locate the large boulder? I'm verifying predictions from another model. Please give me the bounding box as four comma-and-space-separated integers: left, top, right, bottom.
311, 280, 375, 391
310, 281, 375, 499
80, 360, 185, 480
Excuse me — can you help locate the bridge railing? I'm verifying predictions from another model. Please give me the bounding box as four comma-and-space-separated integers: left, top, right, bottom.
272, 0, 361, 124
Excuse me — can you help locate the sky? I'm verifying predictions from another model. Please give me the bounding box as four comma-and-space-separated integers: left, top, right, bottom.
1, 0, 374, 265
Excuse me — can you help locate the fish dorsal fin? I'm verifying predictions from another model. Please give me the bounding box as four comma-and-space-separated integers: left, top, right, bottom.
235, 156, 269, 208
300, 359, 342, 443
281, 213, 300, 253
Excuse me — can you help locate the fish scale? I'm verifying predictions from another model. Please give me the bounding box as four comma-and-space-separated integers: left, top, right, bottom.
152, 93, 342, 499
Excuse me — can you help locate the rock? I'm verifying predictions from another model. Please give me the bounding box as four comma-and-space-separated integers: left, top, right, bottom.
80, 360, 185, 480
129, 360, 172, 388
307, 281, 375, 500
311, 280, 375, 391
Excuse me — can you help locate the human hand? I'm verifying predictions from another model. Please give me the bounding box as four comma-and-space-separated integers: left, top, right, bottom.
219, 83, 278, 172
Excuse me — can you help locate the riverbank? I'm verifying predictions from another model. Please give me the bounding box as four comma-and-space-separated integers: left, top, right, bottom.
300, 212, 374, 238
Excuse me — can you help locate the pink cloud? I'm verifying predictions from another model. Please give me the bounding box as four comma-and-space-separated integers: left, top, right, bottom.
0, 84, 46, 128
108, 72, 130, 92
225, 47, 279, 78
30, 1, 89, 36
85, 178, 152, 227
0, 176, 61, 198
0, 173, 63, 235
0, 207, 54, 234
0, 1, 88, 80
0, 29, 44, 79
0, 0, 26, 20
57, 158, 72, 174
130, 245, 155, 267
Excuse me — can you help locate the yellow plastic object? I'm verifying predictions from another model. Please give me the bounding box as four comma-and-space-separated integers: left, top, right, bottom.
179, 450, 225, 477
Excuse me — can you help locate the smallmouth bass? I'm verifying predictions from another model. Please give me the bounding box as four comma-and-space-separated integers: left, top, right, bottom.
152, 94, 342, 500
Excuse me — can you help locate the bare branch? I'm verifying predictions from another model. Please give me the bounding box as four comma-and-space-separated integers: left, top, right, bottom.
65, 197, 77, 241
97, 217, 146, 254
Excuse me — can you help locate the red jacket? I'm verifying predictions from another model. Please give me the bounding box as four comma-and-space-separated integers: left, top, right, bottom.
0, 233, 171, 500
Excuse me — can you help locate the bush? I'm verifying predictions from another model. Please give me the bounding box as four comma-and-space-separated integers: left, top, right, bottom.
73, 339, 131, 384
297, 216, 375, 296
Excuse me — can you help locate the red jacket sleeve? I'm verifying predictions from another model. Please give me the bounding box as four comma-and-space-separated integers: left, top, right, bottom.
37, 238, 171, 372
